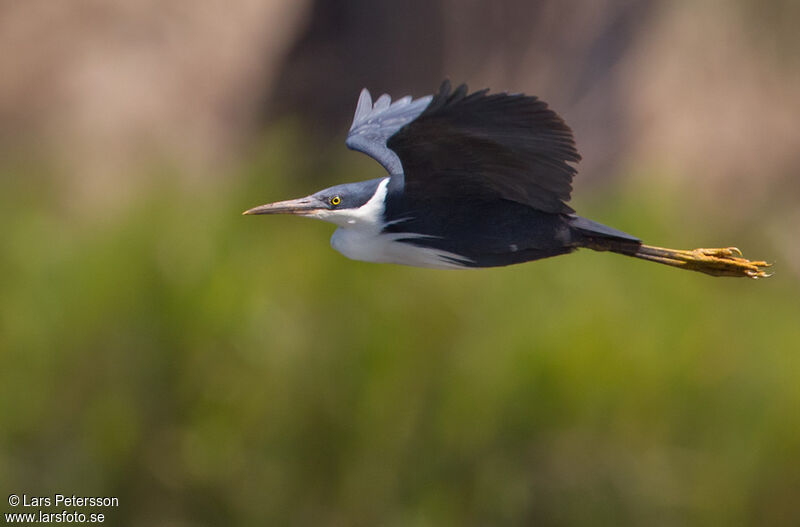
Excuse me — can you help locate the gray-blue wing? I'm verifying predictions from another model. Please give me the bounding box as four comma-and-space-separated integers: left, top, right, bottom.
345, 89, 433, 176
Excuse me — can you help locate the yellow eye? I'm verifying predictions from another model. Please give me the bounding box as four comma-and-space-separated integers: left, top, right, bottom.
330, 196, 341, 206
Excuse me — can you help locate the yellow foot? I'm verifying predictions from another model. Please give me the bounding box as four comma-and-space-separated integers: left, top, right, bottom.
690, 247, 772, 278
637, 245, 773, 278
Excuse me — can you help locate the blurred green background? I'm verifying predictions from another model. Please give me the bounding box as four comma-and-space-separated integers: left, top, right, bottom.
2, 1, 800, 526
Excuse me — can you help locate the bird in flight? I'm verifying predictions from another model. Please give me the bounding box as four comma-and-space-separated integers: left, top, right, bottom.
244, 81, 770, 278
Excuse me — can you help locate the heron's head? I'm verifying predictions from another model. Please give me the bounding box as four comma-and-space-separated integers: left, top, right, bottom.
243, 177, 389, 229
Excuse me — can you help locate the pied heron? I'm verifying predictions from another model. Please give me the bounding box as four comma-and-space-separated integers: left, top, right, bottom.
244, 81, 769, 278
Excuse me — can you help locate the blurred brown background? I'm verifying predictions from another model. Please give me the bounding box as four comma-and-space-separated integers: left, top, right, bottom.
3, 0, 799, 201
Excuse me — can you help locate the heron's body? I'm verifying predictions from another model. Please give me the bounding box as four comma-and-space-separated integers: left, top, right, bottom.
244, 81, 769, 278
320, 175, 638, 270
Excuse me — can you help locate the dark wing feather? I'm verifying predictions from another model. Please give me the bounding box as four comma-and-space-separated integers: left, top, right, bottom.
387, 81, 581, 214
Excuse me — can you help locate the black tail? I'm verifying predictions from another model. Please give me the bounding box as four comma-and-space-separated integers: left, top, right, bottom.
570, 216, 771, 279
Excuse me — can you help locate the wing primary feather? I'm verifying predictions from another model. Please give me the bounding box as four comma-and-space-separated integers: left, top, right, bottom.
374, 93, 392, 111
386, 81, 582, 214
352, 89, 373, 127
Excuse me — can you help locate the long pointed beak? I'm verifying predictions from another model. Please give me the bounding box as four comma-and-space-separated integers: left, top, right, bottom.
242, 196, 326, 216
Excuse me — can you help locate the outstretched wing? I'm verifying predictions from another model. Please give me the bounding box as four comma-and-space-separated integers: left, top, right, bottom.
346, 89, 433, 176
346, 81, 581, 214
388, 81, 581, 214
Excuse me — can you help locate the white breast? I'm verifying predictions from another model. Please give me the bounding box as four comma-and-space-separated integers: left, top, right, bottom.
330, 229, 471, 269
